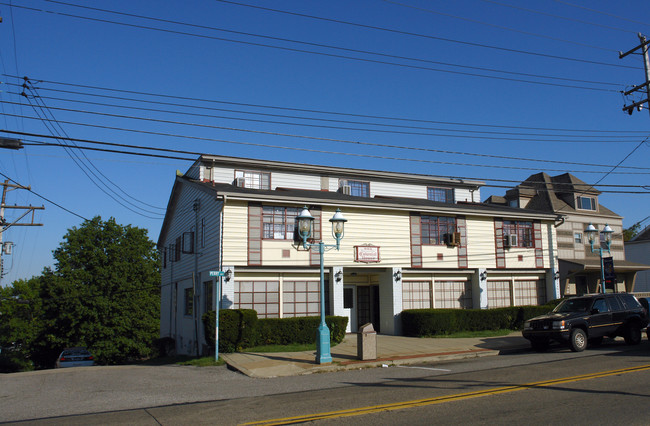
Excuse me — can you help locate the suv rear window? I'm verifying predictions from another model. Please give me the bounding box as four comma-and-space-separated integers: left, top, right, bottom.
619, 294, 641, 310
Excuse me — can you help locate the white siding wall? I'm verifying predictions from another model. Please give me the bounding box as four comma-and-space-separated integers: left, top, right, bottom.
159, 182, 222, 355
466, 217, 497, 269
627, 241, 650, 292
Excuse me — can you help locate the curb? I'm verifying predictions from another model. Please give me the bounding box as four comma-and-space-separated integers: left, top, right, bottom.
223, 347, 531, 379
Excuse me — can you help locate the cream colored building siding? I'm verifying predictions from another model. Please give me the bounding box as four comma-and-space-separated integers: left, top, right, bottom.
325, 208, 411, 267
222, 201, 250, 265
420, 245, 461, 268
270, 172, 321, 191
367, 181, 427, 199
454, 188, 480, 203
465, 217, 497, 269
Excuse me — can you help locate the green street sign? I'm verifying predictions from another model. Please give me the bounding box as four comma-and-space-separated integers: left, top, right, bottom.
209, 270, 226, 277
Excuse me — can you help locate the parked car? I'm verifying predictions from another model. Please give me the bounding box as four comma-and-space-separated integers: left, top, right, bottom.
55, 347, 95, 368
522, 293, 648, 352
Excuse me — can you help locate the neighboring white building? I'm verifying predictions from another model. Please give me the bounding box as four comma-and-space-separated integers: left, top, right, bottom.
626, 227, 650, 293
159, 155, 559, 355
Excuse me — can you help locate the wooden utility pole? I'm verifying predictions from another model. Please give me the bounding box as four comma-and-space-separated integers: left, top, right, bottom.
0, 180, 44, 283
620, 33, 650, 117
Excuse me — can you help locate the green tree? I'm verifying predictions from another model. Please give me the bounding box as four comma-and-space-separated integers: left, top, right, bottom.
0, 277, 43, 372
623, 222, 641, 242
32, 216, 160, 367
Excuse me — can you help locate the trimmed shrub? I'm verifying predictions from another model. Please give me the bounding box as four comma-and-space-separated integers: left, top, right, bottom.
202, 310, 346, 351
255, 316, 348, 346
401, 305, 555, 337
202, 309, 258, 353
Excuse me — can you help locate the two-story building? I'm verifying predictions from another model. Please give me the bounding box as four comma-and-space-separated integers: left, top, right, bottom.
159, 155, 559, 355
485, 172, 650, 296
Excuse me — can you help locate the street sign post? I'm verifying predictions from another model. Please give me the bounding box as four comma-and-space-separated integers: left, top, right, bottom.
209, 270, 226, 361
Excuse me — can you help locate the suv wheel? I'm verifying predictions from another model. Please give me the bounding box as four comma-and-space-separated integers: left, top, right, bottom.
569, 328, 587, 352
624, 324, 642, 345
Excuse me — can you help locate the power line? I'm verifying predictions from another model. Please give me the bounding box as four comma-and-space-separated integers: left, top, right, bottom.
6, 93, 650, 171
9, 85, 643, 141
0, 2, 623, 92
21, 82, 165, 218
6, 74, 645, 135
5, 129, 649, 193
553, 0, 650, 28
0, 171, 87, 221
215, 0, 633, 64
480, 0, 637, 34
31, 1, 621, 89
3, 99, 644, 146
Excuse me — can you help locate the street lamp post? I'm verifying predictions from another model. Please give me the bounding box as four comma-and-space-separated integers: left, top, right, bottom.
584, 223, 613, 294
296, 206, 347, 364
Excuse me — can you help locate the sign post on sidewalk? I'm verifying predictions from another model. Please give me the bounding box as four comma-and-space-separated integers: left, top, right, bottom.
209, 270, 226, 361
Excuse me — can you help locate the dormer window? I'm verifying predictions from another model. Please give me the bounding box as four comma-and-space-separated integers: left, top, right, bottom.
235, 170, 270, 189
577, 196, 596, 211
427, 187, 454, 203
340, 179, 369, 197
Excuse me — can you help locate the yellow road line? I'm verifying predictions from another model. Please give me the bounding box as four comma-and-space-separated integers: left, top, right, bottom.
241, 363, 650, 425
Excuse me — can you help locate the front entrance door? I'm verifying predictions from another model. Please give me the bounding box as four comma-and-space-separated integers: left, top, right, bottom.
343, 285, 357, 333
357, 285, 380, 333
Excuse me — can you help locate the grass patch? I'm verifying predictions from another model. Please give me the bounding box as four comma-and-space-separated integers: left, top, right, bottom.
244, 343, 316, 353
433, 329, 516, 338
177, 356, 226, 367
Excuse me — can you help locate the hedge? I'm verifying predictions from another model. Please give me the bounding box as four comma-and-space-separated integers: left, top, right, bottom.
401, 304, 557, 337
202, 310, 348, 353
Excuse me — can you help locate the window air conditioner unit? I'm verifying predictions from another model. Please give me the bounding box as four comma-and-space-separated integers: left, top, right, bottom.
444, 232, 461, 247
234, 177, 246, 187
341, 185, 352, 195
504, 234, 517, 248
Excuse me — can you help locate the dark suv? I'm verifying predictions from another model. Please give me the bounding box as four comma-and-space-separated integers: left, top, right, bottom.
522, 293, 648, 352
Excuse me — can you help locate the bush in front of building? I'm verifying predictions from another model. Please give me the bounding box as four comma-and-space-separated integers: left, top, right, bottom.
202, 310, 348, 352
255, 316, 348, 346
202, 309, 258, 353
401, 305, 554, 337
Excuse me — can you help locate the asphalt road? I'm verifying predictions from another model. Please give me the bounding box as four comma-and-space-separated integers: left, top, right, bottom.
3, 338, 650, 425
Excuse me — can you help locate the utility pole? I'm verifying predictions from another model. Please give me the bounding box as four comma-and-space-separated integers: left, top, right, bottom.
0, 180, 45, 283
620, 33, 650, 117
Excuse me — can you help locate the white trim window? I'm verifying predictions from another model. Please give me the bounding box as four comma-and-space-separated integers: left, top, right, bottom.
427, 187, 454, 203
577, 196, 596, 211
235, 170, 271, 189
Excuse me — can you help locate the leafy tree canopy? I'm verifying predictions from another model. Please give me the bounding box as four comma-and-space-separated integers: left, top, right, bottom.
3, 216, 161, 368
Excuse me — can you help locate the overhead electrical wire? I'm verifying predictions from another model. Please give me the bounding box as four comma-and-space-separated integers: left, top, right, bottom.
216, 0, 630, 59
20, 81, 165, 218
381, 0, 620, 53
6, 131, 650, 194
0, 2, 624, 92
7, 92, 650, 171
479, 0, 637, 34
3, 114, 650, 178
0, 170, 88, 221
4, 75, 645, 135
553, 0, 650, 28
6, 84, 644, 141
3, 98, 645, 146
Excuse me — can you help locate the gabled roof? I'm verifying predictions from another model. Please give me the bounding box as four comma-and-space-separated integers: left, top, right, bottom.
487, 172, 620, 219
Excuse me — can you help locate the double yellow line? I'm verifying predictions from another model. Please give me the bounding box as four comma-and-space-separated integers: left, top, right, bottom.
242, 363, 650, 425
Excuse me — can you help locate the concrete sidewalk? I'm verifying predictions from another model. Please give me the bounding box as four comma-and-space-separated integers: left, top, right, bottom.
221, 332, 531, 378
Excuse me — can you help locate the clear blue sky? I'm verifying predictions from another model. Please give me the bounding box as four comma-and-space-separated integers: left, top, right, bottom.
1, 0, 649, 285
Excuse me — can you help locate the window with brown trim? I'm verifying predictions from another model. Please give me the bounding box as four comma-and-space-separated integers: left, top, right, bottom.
421, 215, 456, 245
262, 206, 300, 240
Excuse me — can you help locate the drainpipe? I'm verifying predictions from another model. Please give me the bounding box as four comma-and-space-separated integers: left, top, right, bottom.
193, 199, 200, 357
